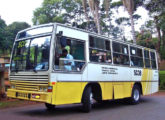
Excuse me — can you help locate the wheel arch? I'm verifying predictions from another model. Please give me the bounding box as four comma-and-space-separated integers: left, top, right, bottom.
134, 82, 143, 95
81, 82, 102, 102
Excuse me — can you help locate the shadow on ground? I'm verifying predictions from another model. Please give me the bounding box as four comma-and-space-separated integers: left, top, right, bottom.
14, 97, 153, 117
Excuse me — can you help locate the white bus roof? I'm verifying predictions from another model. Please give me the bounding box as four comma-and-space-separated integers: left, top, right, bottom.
17, 22, 157, 52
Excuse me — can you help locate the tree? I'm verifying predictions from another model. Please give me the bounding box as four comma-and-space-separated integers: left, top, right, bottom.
33, 0, 85, 26
0, 19, 7, 54
82, 0, 101, 34
136, 30, 158, 49
33, 0, 64, 25
0, 21, 30, 54
145, 0, 165, 59
122, 0, 144, 44
7, 22, 30, 50
82, 0, 111, 34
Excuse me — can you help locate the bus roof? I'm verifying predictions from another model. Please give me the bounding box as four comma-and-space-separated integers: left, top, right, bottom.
17, 22, 157, 52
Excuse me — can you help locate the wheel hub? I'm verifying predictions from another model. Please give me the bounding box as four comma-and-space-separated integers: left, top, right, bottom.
134, 89, 140, 101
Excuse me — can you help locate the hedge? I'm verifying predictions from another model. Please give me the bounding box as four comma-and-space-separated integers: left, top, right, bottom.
159, 71, 165, 90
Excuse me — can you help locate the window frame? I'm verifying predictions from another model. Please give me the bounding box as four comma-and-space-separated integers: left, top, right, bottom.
112, 41, 130, 66
150, 51, 157, 69
53, 35, 87, 73
144, 49, 151, 69
11, 35, 52, 72
130, 46, 144, 68
89, 36, 112, 64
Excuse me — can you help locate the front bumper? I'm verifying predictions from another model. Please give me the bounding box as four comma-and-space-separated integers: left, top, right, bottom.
7, 89, 52, 104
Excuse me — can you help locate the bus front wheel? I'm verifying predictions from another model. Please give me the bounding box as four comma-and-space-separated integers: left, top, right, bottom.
45, 103, 55, 110
129, 85, 141, 104
82, 87, 94, 113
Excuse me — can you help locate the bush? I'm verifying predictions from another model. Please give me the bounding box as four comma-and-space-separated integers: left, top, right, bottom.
159, 71, 165, 90
160, 46, 165, 60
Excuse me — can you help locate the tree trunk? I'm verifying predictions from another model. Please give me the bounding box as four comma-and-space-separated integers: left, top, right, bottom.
95, 2, 101, 34
130, 14, 136, 44
162, 30, 165, 46
0, 72, 4, 100
154, 16, 161, 52
95, 3, 101, 34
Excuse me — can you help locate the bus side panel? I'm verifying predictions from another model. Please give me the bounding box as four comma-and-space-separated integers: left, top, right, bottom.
141, 69, 151, 95
54, 82, 83, 105
51, 73, 82, 105
113, 84, 124, 99
151, 82, 159, 94
87, 64, 133, 100
103, 82, 113, 100
151, 70, 159, 94
141, 69, 158, 95
123, 82, 133, 98
113, 82, 133, 99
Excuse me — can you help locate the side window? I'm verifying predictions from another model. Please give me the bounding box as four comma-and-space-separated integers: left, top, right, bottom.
150, 51, 157, 69
113, 42, 129, 66
89, 36, 112, 63
144, 50, 150, 68
54, 34, 85, 72
130, 47, 144, 67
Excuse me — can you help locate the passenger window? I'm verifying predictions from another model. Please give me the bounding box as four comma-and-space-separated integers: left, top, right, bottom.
144, 50, 150, 68
113, 42, 129, 66
150, 52, 157, 69
130, 47, 143, 67
89, 36, 112, 63
54, 33, 85, 72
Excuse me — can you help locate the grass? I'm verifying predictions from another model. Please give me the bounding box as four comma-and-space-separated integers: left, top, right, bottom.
159, 71, 165, 75
0, 100, 24, 109
0, 100, 38, 109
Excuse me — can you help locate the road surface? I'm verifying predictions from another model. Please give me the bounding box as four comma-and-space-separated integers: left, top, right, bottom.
0, 92, 165, 120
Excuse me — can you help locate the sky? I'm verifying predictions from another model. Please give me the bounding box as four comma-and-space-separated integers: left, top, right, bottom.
113, 6, 150, 38
0, 0, 43, 25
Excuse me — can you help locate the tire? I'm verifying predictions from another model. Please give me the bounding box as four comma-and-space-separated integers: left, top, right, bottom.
82, 87, 93, 113
45, 103, 55, 110
129, 85, 141, 104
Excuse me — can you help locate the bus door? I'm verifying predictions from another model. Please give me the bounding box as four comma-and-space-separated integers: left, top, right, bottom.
52, 26, 87, 104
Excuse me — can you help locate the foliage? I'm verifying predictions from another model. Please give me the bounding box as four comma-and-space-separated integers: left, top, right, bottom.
0, 19, 7, 52
145, 0, 165, 55
159, 71, 165, 90
121, 0, 145, 43
33, 0, 83, 25
0, 19, 30, 55
136, 30, 158, 49
160, 46, 165, 60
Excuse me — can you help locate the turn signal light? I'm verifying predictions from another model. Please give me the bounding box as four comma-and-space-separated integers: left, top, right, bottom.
32, 94, 40, 99
47, 86, 53, 92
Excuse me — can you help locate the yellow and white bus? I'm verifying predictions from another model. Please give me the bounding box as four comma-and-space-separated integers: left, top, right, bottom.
7, 23, 159, 112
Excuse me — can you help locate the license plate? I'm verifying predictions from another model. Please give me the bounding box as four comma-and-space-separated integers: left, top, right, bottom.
16, 92, 28, 98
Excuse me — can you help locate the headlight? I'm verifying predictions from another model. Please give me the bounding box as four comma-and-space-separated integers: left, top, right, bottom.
11, 85, 15, 89
43, 87, 47, 92
39, 87, 48, 92
39, 87, 43, 91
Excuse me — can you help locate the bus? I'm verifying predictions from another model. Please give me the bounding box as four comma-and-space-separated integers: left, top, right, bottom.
7, 23, 159, 112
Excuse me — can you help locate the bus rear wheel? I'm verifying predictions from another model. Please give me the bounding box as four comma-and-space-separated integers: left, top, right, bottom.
129, 85, 141, 104
82, 87, 94, 113
45, 103, 55, 110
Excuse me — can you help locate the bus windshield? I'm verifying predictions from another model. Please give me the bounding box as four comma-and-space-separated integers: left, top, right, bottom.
11, 35, 51, 72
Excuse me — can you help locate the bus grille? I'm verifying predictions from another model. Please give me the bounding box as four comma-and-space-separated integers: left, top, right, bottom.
10, 75, 48, 91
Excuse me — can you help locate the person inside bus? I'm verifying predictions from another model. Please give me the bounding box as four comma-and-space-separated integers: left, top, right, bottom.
65, 39, 71, 54
116, 55, 123, 64
61, 49, 75, 71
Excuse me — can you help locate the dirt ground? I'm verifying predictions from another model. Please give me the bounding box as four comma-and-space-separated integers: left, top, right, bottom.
150, 91, 165, 96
